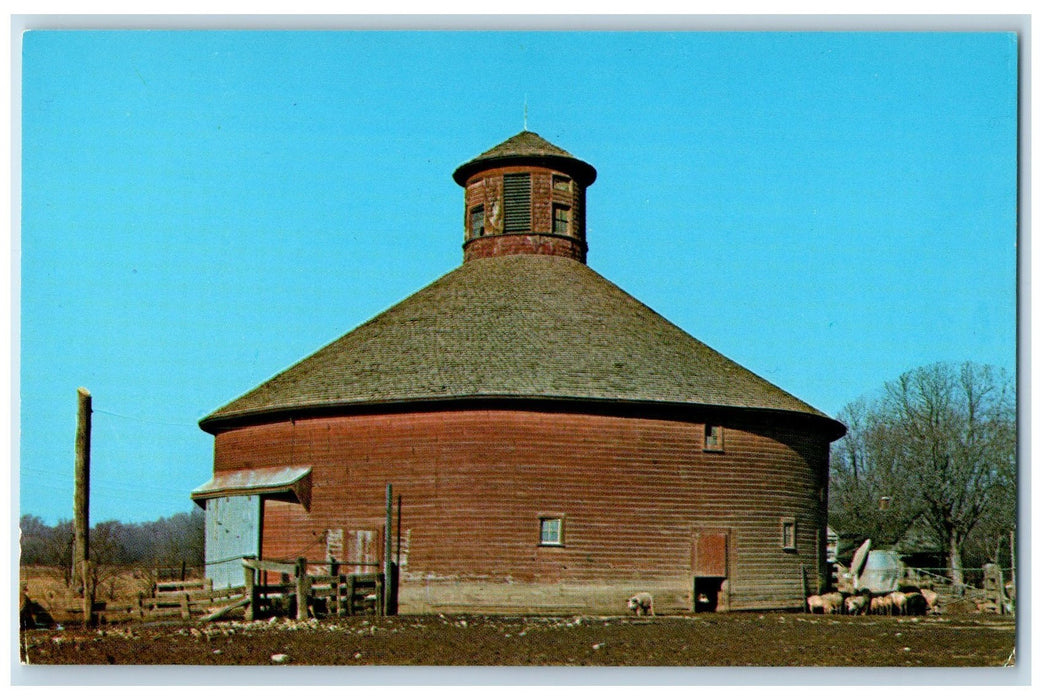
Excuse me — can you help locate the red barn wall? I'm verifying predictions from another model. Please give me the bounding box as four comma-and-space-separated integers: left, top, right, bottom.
212, 408, 830, 613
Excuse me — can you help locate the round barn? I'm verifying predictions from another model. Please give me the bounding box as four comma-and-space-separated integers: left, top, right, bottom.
194, 131, 846, 613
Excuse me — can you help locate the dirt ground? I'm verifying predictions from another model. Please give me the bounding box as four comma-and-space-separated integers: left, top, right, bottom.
18, 612, 1017, 667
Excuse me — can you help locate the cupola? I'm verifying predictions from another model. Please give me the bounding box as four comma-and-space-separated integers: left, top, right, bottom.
453, 131, 597, 263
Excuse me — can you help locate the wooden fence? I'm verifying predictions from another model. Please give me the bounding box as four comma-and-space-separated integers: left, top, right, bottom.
34, 556, 397, 626
241, 556, 391, 621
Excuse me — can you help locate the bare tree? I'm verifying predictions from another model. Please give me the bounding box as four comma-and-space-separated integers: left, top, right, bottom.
829, 398, 923, 546
19, 510, 204, 576
830, 362, 1015, 588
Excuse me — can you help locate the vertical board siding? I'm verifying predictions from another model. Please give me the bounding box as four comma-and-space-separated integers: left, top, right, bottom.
204, 495, 261, 589
213, 409, 830, 611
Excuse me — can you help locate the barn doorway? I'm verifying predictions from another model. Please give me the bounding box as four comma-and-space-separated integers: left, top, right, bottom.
694, 576, 727, 612
691, 529, 730, 612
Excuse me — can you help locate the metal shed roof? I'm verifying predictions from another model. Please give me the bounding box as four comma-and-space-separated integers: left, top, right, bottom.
191, 465, 312, 508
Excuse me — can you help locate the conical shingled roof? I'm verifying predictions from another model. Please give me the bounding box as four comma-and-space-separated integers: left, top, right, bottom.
201, 254, 842, 436
452, 130, 597, 186
473, 130, 577, 160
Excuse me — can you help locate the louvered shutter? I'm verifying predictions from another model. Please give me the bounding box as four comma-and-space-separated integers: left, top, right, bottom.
503, 173, 531, 232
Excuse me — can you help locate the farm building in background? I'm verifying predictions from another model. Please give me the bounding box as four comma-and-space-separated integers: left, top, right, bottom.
193, 131, 847, 613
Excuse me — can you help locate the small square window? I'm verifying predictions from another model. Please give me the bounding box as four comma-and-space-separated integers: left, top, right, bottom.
553, 205, 571, 235
781, 519, 797, 551
539, 517, 564, 546
553, 175, 572, 192
470, 205, 485, 237
704, 424, 723, 451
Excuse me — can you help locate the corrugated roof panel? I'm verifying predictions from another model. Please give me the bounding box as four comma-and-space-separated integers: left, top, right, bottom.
191, 466, 312, 507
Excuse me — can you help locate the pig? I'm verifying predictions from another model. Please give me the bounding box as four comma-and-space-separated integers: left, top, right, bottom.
820, 591, 845, 614
845, 591, 871, 615
920, 588, 939, 612
628, 592, 654, 616
870, 594, 893, 615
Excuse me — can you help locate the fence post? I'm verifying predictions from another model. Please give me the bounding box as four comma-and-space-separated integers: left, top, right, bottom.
384, 483, 393, 615
386, 561, 399, 616
799, 564, 809, 611
1010, 529, 1016, 600
324, 557, 338, 616
243, 557, 257, 622
376, 573, 385, 617
998, 567, 1007, 615
296, 557, 309, 621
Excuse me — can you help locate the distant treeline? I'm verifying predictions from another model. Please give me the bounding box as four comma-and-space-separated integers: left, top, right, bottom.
20, 509, 204, 575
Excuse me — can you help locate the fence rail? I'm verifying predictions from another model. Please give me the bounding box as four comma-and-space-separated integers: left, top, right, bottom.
241, 556, 395, 621
23, 558, 398, 626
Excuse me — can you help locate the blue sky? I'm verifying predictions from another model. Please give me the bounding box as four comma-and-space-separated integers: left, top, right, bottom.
18, 30, 1018, 525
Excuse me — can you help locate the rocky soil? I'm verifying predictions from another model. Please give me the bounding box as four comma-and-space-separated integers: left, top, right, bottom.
19, 612, 1017, 667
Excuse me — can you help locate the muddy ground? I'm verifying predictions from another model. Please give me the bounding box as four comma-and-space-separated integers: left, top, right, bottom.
19, 612, 1017, 667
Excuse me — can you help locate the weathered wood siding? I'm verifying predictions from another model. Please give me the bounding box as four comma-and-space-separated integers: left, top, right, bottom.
204, 495, 261, 589
212, 408, 830, 612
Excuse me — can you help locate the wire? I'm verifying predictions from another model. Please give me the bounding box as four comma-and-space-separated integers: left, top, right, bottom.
92, 407, 199, 428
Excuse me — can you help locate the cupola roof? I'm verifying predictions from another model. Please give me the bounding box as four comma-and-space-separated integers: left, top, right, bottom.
452, 130, 597, 186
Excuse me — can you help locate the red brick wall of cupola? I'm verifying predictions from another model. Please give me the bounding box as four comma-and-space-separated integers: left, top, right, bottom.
212, 409, 831, 613
464, 234, 586, 262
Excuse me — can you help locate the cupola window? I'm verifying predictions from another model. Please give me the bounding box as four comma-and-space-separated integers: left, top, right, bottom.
470, 205, 485, 237
553, 174, 572, 192
503, 173, 531, 233
553, 204, 571, 235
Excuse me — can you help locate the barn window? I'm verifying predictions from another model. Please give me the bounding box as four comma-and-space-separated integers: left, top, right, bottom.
704, 424, 723, 452
553, 204, 571, 235
470, 205, 485, 237
503, 173, 531, 232
553, 174, 572, 192
539, 517, 564, 546
781, 518, 797, 552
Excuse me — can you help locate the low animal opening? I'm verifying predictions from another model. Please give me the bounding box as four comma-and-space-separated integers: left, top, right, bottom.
694, 576, 725, 612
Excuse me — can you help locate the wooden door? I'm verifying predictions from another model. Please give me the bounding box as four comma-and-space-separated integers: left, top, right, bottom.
347, 528, 382, 574
692, 530, 728, 577
204, 495, 261, 590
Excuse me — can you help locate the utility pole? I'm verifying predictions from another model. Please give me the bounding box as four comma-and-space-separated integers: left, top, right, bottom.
72, 387, 91, 595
